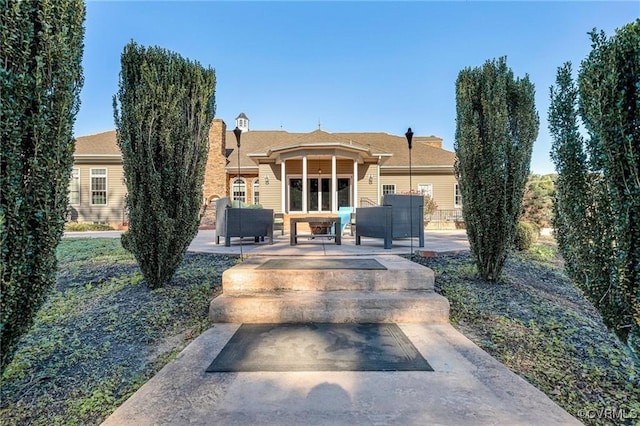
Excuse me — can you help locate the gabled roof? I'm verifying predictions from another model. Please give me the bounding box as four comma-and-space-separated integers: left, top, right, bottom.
74, 130, 120, 157
225, 129, 455, 169
73, 127, 456, 170
333, 132, 456, 169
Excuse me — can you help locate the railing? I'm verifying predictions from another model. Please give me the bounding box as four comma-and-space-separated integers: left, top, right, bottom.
425, 209, 465, 230
359, 197, 378, 208
353, 201, 465, 230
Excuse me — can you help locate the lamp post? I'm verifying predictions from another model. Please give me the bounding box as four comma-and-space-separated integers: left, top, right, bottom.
233, 126, 243, 258
405, 127, 414, 259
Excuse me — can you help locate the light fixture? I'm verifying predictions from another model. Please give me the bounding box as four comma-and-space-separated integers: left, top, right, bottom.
233, 126, 243, 258
405, 127, 414, 260
368, 174, 373, 185
405, 127, 413, 150
265, 175, 269, 185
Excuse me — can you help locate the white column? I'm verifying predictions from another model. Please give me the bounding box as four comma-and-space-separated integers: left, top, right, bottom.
376, 159, 381, 203
281, 160, 286, 213
353, 160, 358, 208
302, 156, 308, 213
331, 155, 337, 212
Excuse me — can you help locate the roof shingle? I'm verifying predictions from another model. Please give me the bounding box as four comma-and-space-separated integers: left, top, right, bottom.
73, 127, 456, 169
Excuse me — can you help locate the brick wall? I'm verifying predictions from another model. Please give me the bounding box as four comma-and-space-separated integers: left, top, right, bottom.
203, 119, 228, 202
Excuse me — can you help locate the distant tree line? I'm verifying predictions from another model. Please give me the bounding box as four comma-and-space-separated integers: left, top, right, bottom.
521, 174, 556, 229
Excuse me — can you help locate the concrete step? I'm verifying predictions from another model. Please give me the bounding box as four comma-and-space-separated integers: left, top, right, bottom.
221, 256, 434, 294
209, 290, 449, 323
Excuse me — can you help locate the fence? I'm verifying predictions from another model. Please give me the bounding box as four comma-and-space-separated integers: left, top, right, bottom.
358, 197, 464, 230
425, 209, 465, 230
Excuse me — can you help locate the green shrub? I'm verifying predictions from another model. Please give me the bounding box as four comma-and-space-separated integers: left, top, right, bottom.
0, 0, 85, 373
454, 57, 539, 280
113, 41, 216, 289
514, 222, 539, 251
120, 231, 132, 252
64, 223, 114, 232
521, 174, 556, 228
550, 20, 639, 351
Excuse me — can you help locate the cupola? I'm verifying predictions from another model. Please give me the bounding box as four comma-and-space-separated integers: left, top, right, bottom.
235, 112, 249, 133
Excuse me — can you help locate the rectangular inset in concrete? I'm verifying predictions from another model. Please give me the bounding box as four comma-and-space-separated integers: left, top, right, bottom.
206, 323, 433, 372
256, 258, 386, 270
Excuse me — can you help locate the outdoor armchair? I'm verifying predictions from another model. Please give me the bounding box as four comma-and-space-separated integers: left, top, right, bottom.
215, 197, 274, 247
355, 194, 424, 249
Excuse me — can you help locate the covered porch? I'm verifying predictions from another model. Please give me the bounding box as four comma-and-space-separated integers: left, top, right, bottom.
248, 141, 391, 214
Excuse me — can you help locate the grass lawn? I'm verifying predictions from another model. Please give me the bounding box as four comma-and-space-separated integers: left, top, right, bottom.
1, 237, 638, 425
412, 242, 639, 425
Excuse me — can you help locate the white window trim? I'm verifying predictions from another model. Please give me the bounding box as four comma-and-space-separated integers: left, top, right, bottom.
417, 183, 433, 198
252, 178, 260, 205
69, 168, 80, 206
231, 177, 247, 203
381, 184, 396, 195
90, 168, 108, 206
454, 183, 462, 208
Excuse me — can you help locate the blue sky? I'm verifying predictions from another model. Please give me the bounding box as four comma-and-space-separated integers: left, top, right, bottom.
77, 1, 638, 174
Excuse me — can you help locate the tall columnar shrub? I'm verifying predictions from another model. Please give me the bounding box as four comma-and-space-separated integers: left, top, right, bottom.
454, 57, 539, 280
0, 0, 85, 372
113, 42, 215, 289
550, 20, 639, 352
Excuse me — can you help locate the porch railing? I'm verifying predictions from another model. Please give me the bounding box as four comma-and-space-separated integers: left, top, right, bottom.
358, 197, 378, 208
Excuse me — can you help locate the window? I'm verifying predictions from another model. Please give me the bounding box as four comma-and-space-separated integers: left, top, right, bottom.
232, 178, 246, 203
417, 183, 433, 199
252, 178, 259, 205
90, 168, 107, 205
289, 178, 303, 211
382, 184, 396, 196
454, 183, 462, 208
69, 168, 80, 205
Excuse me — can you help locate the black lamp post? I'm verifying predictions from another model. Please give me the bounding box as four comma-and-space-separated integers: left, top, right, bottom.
233, 127, 242, 205
405, 127, 414, 259
233, 127, 243, 257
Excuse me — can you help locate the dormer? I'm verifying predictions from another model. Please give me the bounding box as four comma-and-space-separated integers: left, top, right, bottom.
235, 112, 249, 133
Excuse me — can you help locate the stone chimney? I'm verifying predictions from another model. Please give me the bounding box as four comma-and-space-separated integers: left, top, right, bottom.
203, 119, 227, 202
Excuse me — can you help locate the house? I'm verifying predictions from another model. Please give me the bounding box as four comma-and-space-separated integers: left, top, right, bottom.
71, 113, 461, 227
70, 130, 126, 226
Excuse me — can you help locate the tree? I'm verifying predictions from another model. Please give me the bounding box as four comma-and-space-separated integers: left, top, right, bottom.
0, 0, 85, 372
113, 42, 215, 289
521, 174, 556, 229
550, 20, 639, 353
454, 57, 539, 280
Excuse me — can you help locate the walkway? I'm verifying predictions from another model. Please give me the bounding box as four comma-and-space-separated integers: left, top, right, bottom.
82, 230, 579, 425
